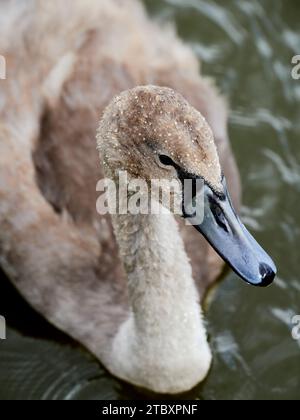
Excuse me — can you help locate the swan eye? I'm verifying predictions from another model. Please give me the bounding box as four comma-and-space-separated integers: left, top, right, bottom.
209, 198, 229, 233
159, 154, 175, 167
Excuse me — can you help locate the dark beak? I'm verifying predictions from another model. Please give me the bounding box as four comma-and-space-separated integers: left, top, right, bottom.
181, 176, 276, 287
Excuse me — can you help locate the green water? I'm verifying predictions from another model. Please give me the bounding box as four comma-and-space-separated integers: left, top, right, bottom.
0, 0, 299, 400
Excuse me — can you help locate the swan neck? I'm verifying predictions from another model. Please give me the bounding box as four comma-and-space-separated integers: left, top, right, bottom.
102, 167, 211, 394
111, 208, 200, 330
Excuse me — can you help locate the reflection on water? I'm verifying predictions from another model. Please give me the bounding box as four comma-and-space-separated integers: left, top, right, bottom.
0, 0, 299, 400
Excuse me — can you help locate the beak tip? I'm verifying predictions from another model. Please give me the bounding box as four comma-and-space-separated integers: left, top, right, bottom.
257, 262, 276, 287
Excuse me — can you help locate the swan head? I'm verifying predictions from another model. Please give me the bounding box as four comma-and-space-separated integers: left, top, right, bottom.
97, 85, 276, 287
98, 85, 222, 188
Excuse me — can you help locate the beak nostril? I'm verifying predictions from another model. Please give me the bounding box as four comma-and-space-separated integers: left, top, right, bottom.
259, 263, 275, 287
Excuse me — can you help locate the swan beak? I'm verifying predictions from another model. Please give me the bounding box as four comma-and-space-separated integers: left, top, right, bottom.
183, 177, 277, 287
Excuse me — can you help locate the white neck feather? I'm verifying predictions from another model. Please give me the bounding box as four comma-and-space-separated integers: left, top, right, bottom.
107, 199, 212, 394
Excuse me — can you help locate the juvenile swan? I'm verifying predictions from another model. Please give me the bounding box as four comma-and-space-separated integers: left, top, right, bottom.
0, 0, 276, 394
96, 86, 276, 392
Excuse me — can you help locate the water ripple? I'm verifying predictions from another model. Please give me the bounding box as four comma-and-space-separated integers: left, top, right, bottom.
166, 0, 246, 44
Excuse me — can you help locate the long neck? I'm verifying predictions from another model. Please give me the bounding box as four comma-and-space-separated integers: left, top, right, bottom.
112, 210, 201, 333
108, 199, 212, 393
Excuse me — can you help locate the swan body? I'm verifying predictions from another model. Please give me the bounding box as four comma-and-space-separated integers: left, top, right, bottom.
0, 0, 276, 394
